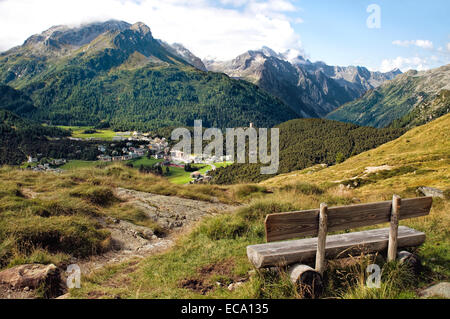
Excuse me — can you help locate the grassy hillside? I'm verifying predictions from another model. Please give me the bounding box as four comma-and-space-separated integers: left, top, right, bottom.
327, 65, 450, 128
210, 118, 405, 184
0, 164, 241, 271
391, 89, 450, 129
264, 113, 450, 193
64, 115, 449, 299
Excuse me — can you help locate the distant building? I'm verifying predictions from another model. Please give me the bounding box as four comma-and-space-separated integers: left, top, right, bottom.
98, 155, 112, 162
98, 145, 106, 153
27, 156, 38, 163
52, 159, 66, 166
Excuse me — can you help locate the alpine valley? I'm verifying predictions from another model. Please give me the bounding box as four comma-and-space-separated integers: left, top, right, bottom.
0, 16, 449, 302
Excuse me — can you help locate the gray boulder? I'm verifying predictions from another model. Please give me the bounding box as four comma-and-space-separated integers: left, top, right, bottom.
417, 186, 444, 198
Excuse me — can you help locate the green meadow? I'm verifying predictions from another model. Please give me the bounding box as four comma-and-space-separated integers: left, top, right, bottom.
57, 126, 126, 141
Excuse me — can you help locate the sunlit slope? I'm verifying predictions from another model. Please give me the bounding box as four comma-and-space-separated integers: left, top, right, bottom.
262, 114, 450, 195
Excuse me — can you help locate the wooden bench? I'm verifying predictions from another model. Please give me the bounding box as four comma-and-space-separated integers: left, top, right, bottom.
247, 195, 433, 281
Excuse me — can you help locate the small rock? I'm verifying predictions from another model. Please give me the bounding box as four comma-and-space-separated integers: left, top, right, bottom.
364, 165, 393, 174
0, 264, 63, 298
419, 282, 450, 299
0, 264, 58, 289
151, 235, 158, 240
228, 282, 243, 291
417, 187, 444, 198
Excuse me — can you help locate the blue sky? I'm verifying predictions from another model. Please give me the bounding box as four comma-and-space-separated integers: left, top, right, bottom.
291, 0, 450, 71
0, 0, 448, 71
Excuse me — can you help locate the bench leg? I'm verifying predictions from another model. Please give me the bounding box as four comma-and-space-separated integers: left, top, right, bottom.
315, 203, 328, 274
288, 264, 323, 299
388, 195, 401, 262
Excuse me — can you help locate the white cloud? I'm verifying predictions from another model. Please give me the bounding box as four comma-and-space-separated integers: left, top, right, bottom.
392, 39, 434, 49
447, 43, 450, 52
0, 0, 303, 61
380, 56, 437, 72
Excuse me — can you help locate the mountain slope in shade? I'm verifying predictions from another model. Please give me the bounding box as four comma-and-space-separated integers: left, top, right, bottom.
205, 48, 401, 117
0, 84, 36, 116
327, 64, 450, 128
0, 21, 298, 130
0, 108, 70, 165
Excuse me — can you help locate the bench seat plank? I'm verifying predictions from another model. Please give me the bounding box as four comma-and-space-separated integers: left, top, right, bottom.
247, 226, 425, 269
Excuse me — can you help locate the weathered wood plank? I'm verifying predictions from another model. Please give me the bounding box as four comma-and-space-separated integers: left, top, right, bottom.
265, 197, 432, 242
248, 226, 425, 269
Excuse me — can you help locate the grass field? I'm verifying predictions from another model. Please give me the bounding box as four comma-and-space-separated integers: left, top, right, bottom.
126, 157, 163, 167
60, 160, 111, 170
167, 164, 212, 185
60, 157, 215, 185
57, 126, 127, 141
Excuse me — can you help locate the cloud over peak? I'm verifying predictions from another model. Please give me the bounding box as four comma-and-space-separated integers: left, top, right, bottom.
0, 0, 303, 61
392, 39, 434, 49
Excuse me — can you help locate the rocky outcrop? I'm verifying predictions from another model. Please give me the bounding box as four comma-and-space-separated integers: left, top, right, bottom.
115, 188, 236, 230
0, 264, 64, 298
419, 282, 450, 299
159, 41, 207, 71
417, 186, 445, 198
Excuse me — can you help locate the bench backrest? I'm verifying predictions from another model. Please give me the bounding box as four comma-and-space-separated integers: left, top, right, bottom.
265, 197, 433, 242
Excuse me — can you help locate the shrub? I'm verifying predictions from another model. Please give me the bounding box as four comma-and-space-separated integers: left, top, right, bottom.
280, 182, 324, 195
237, 200, 296, 222
69, 186, 118, 206
233, 184, 267, 200
197, 215, 248, 240
36, 198, 98, 217
2, 216, 110, 258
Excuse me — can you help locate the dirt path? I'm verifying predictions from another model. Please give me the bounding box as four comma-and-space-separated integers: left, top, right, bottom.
73, 188, 237, 277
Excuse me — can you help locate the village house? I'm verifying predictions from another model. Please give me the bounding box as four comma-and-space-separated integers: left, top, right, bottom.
98, 145, 106, 153
52, 159, 67, 166
27, 156, 38, 163
97, 155, 112, 162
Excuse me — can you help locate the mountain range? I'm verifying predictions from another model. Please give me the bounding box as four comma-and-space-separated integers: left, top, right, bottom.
0, 20, 297, 130
204, 47, 402, 117
327, 64, 450, 128
0, 19, 448, 132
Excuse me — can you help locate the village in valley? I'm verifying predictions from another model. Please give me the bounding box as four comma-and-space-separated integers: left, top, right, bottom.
25, 129, 233, 184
